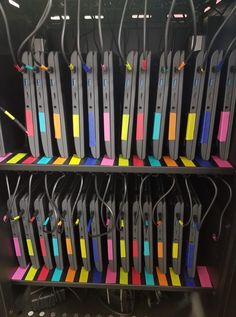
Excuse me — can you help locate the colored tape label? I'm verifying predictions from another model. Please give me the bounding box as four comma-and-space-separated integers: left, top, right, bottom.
168, 112, 176, 141
53, 113, 61, 139
73, 114, 80, 138
26, 239, 34, 256
153, 113, 161, 140
39, 112, 46, 133
52, 238, 59, 257
172, 242, 178, 259
88, 112, 96, 147
120, 239, 126, 258
80, 239, 87, 259
186, 113, 196, 141
136, 113, 144, 140
103, 112, 111, 141
121, 114, 129, 141
25, 109, 34, 137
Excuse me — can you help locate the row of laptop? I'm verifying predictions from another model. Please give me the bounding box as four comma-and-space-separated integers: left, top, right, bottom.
7, 173, 210, 278
21, 46, 236, 161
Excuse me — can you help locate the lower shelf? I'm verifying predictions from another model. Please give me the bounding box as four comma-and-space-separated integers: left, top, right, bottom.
10, 265, 214, 292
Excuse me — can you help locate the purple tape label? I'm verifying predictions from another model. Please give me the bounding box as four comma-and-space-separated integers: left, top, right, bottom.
107, 239, 113, 261
103, 112, 111, 141
217, 111, 230, 142
13, 237, 21, 257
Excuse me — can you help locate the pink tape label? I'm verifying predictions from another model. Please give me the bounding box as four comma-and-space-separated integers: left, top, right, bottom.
11, 265, 30, 280
197, 266, 212, 288
136, 113, 144, 140
212, 156, 233, 168
25, 109, 34, 137
105, 266, 117, 284
101, 155, 115, 166
0, 152, 12, 163
23, 156, 37, 164
103, 112, 111, 141
13, 237, 21, 257
217, 111, 230, 142
107, 239, 113, 261
37, 266, 50, 281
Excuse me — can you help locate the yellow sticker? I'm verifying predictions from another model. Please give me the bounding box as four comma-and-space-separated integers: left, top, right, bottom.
118, 155, 129, 166
180, 156, 196, 167
80, 239, 87, 259
186, 113, 196, 141
69, 155, 81, 165
120, 267, 128, 285
73, 114, 80, 137
172, 242, 178, 259
27, 239, 34, 256
79, 267, 89, 283
121, 114, 129, 141
169, 267, 181, 286
25, 266, 38, 281
7, 153, 27, 164
120, 240, 126, 258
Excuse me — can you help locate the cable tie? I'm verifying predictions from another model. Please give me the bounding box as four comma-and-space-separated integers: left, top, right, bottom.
13, 216, 20, 221
216, 61, 224, 72
141, 59, 148, 71
179, 220, 183, 226
120, 219, 124, 229
156, 220, 162, 226
177, 62, 186, 71
75, 218, 80, 226
43, 217, 50, 226
58, 220, 62, 227
69, 63, 75, 71
14, 64, 23, 72
40, 65, 49, 71
25, 65, 34, 71
82, 64, 92, 73
3, 215, 8, 223
29, 216, 35, 223
87, 218, 93, 233
125, 62, 132, 71
101, 64, 108, 72
212, 233, 218, 241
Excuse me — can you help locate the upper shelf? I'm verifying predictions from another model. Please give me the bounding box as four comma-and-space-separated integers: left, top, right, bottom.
0, 152, 234, 175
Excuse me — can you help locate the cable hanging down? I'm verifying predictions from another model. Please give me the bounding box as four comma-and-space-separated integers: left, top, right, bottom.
0, 106, 28, 135
61, 0, 74, 71
76, 0, 91, 73
0, 3, 21, 71
216, 35, 236, 72
200, 4, 236, 72
30, 0, 53, 72
17, 0, 53, 71
118, 0, 132, 71
4, 175, 22, 222
212, 178, 232, 241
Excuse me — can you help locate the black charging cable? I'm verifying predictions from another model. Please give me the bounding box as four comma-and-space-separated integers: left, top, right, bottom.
4, 174, 22, 222
116, 175, 128, 232
212, 178, 232, 241
216, 36, 236, 72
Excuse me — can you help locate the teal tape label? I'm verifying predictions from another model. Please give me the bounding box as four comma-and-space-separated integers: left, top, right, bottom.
144, 240, 150, 256
39, 112, 46, 133
52, 238, 59, 257
152, 113, 161, 140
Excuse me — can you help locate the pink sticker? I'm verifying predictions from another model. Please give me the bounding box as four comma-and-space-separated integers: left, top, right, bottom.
212, 156, 233, 168
101, 155, 115, 166
11, 265, 29, 280
13, 237, 21, 257
103, 112, 111, 141
197, 266, 212, 288
0, 152, 12, 163
105, 266, 117, 284
217, 111, 230, 142
107, 239, 113, 261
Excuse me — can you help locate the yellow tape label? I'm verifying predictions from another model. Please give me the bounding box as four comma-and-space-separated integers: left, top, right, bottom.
27, 239, 34, 256
180, 156, 196, 167
120, 267, 128, 285
80, 239, 87, 259
121, 114, 129, 141
186, 113, 196, 141
25, 266, 38, 281
69, 155, 81, 165
120, 239, 126, 258
169, 267, 181, 286
79, 267, 89, 283
7, 153, 27, 164
118, 155, 129, 166
73, 114, 80, 137
172, 242, 178, 259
